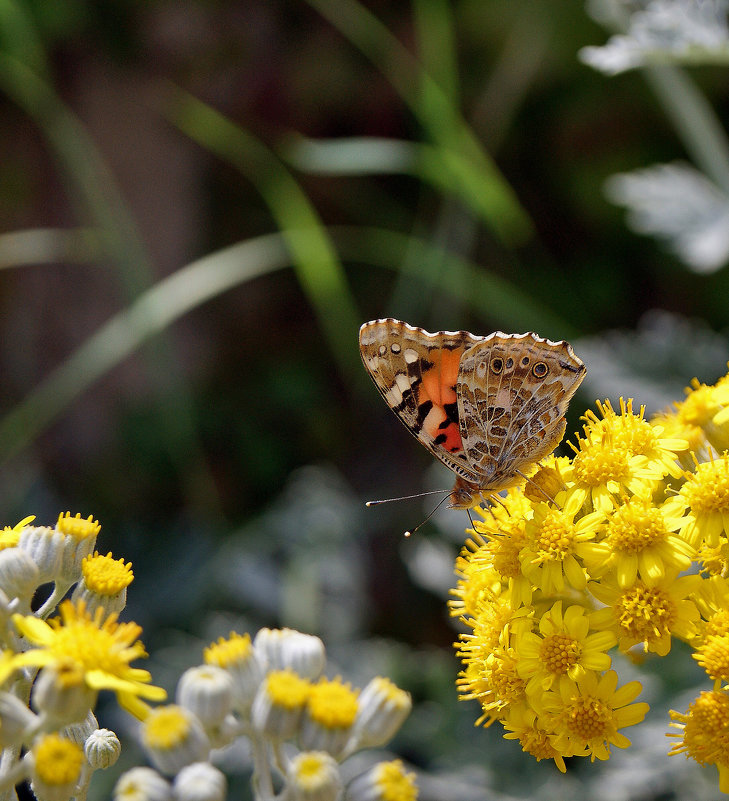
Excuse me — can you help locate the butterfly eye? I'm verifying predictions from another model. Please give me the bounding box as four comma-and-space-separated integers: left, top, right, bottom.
532, 362, 549, 378
490, 358, 504, 374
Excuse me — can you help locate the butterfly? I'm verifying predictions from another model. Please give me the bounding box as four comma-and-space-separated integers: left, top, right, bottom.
359, 318, 586, 509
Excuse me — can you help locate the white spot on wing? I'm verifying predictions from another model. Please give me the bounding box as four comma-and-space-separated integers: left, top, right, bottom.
403, 348, 418, 364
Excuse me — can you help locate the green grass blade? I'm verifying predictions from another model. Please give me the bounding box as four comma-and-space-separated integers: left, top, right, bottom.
0, 234, 292, 464
330, 225, 577, 337
303, 0, 534, 244
166, 86, 361, 380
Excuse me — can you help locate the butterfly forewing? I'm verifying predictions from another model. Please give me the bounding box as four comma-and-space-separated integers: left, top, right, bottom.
358, 319, 483, 483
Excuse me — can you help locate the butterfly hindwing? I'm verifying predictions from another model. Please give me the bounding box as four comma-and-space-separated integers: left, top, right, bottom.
456, 333, 586, 490
358, 319, 483, 483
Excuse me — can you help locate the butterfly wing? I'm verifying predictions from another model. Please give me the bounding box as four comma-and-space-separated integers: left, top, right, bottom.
456, 333, 586, 491
359, 318, 484, 484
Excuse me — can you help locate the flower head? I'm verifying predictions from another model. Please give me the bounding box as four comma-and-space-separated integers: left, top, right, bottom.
539, 670, 649, 761
589, 574, 700, 656
12, 600, 166, 710
516, 602, 616, 693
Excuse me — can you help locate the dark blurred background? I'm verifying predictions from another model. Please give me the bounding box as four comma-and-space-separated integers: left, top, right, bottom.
0, 1, 727, 798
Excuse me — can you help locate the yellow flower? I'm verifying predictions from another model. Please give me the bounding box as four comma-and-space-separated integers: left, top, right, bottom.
656, 374, 729, 460
539, 670, 649, 761
0, 516, 35, 551
501, 701, 572, 771
452, 495, 533, 613
584, 398, 687, 477
577, 494, 692, 587
12, 600, 166, 711
515, 602, 616, 693
674, 454, 729, 548
456, 637, 526, 727
669, 690, 729, 792
520, 492, 604, 594
589, 573, 701, 656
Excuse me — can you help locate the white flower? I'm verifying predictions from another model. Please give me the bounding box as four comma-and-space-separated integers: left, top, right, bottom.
605, 162, 729, 273
580, 0, 729, 75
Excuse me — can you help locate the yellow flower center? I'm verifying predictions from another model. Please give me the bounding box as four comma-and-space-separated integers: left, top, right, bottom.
682, 459, 729, 514
538, 633, 582, 675
33, 734, 84, 785
489, 657, 526, 708
564, 694, 614, 741
373, 760, 417, 801
573, 444, 629, 487
518, 725, 559, 762
706, 610, 729, 638
616, 584, 675, 642
606, 501, 666, 553
56, 512, 100, 540
204, 631, 253, 668
266, 669, 311, 710
533, 510, 573, 562
492, 540, 521, 579
81, 552, 134, 595
695, 634, 729, 682
46, 603, 146, 676
142, 705, 191, 749
292, 752, 335, 789
671, 691, 729, 766
307, 678, 359, 729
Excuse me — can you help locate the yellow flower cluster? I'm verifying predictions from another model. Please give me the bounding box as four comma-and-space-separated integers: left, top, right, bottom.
451, 371, 729, 788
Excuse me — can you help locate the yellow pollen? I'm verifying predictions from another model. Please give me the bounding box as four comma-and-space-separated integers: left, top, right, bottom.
683, 460, 729, 514
706, 611, 729, 638
538, 633, 582, 675
565, 695, 613, 741
33, 734, 84, 785
56, 512, 100, 540
607, 503, 666, 553
81, 552, 134, 595
535, 511, 572, 560
493, 541, 521, 578
294, 753, 332, 788
670, 691, 729, 766
573, 446, 629, 486
695, 634, 729, 682
142, 705, 191, 749
617, 584, 675, 642
307, 678, 359, 728
266, 669, 311, 710
204, 631, 253, 668
374, 760, 417, 801
489, 659, 526, 707
519, 727, 558, 761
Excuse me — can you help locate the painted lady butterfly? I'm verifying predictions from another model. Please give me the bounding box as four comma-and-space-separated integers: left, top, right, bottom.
359, 319, 586, 509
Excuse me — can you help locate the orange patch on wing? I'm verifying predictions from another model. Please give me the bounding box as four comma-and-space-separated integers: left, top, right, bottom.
418, 347, 465, 453
421, 347, 462, 406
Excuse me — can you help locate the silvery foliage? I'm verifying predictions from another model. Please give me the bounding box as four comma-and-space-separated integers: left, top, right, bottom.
580, 0, 729, 74
580, 0, 729, 273
605, 162, 729, 273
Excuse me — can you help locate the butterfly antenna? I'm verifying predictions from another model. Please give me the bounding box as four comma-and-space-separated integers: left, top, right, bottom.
365, 489, 451, 507
404, 491, 454, 537
515, 470, 561, 509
